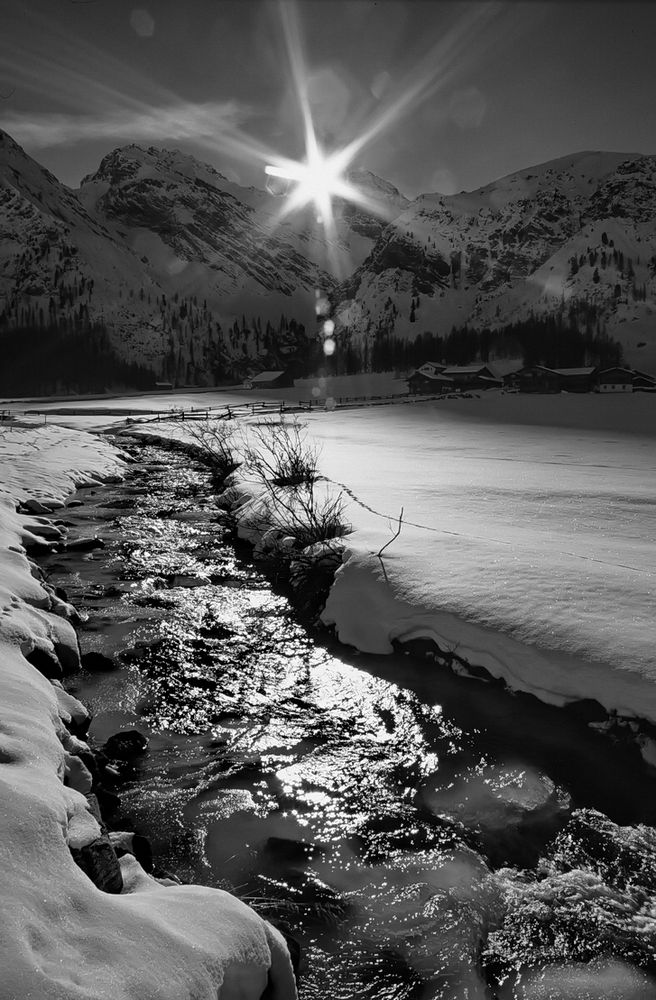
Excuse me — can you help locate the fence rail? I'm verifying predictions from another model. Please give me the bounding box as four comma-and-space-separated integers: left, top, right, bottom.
24, 390, 455, 425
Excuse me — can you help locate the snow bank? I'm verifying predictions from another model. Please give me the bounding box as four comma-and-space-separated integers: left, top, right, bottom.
0, 425, 296, 1000
321, 549, 656, 722
310, 396, 656, 732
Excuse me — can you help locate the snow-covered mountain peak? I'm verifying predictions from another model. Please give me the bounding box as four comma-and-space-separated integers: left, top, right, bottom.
345, 168, 409, 210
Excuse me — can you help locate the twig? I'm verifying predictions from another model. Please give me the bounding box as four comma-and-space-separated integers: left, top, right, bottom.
377, 506, 404, 583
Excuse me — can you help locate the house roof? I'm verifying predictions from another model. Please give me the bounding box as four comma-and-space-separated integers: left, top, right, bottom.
249, 370, 287, 383
597, 367, 635, 378
410, 370, 453, 382
443, 365, 488, 374
513, 366, 597, 377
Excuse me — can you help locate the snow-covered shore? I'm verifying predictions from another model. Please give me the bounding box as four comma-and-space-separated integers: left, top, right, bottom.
0, 424, 296, 1000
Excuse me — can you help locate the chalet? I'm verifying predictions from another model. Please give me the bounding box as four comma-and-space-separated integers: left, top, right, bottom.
596, 367, 634, 393
553, 367, 598, 393
408, 362, 452, 394
506, 366, 597, 393
505, 366, 560, 393
243, 370, 294, 390
441, 365, 503, 391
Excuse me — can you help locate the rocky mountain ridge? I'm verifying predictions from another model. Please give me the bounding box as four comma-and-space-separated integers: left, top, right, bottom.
1, 130, 655, 391
335, 150, 656, 372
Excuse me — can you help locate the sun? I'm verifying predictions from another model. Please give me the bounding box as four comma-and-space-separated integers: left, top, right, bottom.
265, 142, 356, 226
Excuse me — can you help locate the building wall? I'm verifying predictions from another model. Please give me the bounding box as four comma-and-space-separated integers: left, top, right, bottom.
599, 383, 632, 393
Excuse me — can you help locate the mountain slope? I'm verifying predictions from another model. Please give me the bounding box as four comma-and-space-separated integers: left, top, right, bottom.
333, 151, 656, 372
1, 131, 655, 388
0, 131, 410, 387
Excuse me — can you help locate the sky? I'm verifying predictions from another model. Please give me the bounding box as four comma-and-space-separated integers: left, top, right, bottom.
2, 0, 656, 199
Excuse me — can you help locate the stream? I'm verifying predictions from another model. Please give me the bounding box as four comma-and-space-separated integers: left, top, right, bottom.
43, 441, 656, 999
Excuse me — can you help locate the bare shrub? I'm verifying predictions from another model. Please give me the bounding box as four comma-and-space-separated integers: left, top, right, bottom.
186, 417, 240, 485
243, 417, 350, 548
243, 416, 320, 487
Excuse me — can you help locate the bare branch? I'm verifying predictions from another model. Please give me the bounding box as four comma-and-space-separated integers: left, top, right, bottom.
377, 506, 404, 584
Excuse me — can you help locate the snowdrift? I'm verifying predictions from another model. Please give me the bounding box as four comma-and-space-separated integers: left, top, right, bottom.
0, 424, 296, 1000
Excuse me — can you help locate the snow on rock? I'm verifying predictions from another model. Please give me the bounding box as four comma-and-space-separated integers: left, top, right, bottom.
0, 424, 297, 999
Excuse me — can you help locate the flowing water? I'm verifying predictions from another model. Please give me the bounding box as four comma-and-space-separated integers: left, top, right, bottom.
44, 443, 656, 999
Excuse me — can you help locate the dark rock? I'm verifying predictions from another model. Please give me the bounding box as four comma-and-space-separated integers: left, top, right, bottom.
103, 729, 149, 761
70, 836, 123, 893
77, 751, 98, 782
81, 651, 118, 673
25, 646, 62, 680
66, 536, 105, 552
95, 786, 121, 816
84, 792, 103, 825
54, 586, 68, 602
20, 498, 51, 514
109, 831, 154, 872
66, 500, 84, 508
52, 639, 81, 675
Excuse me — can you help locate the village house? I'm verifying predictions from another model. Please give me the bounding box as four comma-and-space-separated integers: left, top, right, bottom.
407, 362, 453, 394
596, 367, 635, 393
408, 363, 504, 394
441, 364, 504, 391
505, 365, 597, 393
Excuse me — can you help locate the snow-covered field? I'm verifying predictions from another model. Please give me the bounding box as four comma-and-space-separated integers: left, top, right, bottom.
0, 424, 296, 999
116, 387, 656, 740
305, 393, 656, 728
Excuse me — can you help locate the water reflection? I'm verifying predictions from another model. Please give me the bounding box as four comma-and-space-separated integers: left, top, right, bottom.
48, 445, 656, 999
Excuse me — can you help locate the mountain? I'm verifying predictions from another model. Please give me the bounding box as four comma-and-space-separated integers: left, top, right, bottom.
1, 130, 655, 392
334, 150, 656, 372
0, 130, 408, 391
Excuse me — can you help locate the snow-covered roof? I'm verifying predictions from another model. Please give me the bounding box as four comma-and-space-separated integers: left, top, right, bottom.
597, 367, 635, 378
410, 370, 452, 382
249, 370, 286, 383
416, 361, 446, 375
551, 367, 597, 377
442, 365, 496, 375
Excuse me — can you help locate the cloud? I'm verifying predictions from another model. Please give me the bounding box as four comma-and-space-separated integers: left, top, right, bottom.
2, 99, 252, 149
